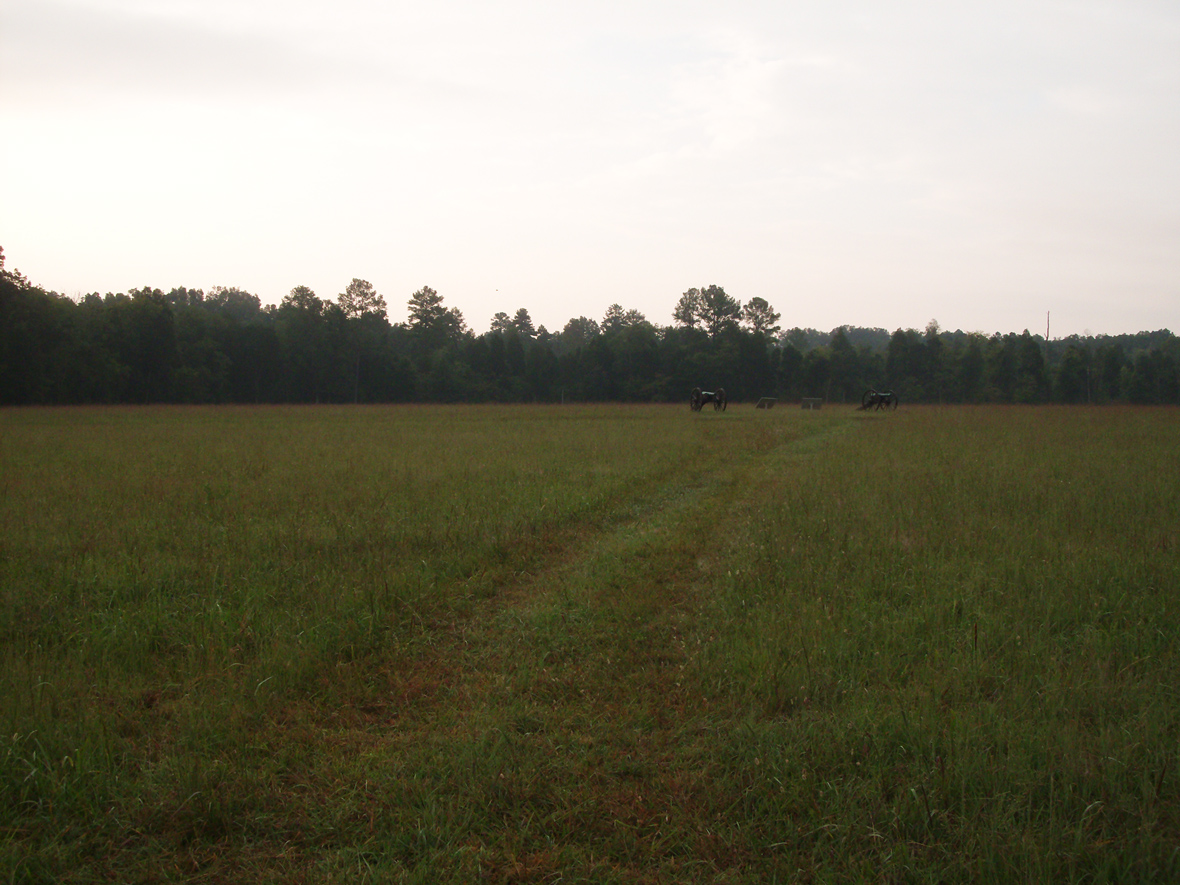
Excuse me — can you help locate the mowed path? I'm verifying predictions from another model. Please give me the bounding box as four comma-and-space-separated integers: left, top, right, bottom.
293, 426, 823, 883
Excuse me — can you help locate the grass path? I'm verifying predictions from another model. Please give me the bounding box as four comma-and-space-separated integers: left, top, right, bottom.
258, 419, 843, 882
128, 413, 826, 884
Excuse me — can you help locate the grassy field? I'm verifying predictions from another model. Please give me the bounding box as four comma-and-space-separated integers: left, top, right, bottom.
2, 403, 1178, 883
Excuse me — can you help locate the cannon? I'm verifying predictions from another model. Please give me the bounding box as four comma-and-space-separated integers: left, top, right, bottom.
691, 387, 728, 412
859, 388, 898, 411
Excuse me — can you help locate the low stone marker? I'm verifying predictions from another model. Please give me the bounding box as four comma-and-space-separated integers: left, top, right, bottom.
755, 397, 777, 409
801, 397, 822, 410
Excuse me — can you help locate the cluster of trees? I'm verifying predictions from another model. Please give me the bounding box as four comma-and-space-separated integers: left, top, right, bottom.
2, 249, 1177, 406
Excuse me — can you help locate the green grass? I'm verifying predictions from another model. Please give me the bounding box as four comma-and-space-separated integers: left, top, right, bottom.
1, 403, 1178, 882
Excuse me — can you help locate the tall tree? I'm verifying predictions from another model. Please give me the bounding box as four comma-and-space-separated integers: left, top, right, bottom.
336, 279, 390, 402
407, 286, 466, 356
276, 286, 332, 402
0, 261, 76, 404
984, 333, 1018, 401
827, 327, 860, 403
697, 285, 742, 337
1014, 330, 1049, 403
672, 289, 703, 329
0, 245, 29, 288
512, 308, 535, 338
957, 334, 986, 402
1054, 343, 1092, 404
282, 285, 324, 315
742, 297, 781, 336
621, 308, 647, 327
559, 316, 600, 353
337, 278, 387, 319
119, 288, 179, 402
602, 304, 647, 334
206, 286, 263, 323
1095, 344, 1125, 402
601, 304, 627, 333
924, 319, 952, 403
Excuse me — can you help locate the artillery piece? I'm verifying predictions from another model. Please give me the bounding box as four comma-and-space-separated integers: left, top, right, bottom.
690, 387, 728, 412
859, 388, 898, 411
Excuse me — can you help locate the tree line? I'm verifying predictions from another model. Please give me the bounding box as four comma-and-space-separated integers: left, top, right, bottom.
2, 249, 1177, 406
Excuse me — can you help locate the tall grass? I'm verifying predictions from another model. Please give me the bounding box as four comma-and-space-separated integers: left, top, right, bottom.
695, 406, 1180, 881
2, 404, 709, 670
1, 403, 1177, 882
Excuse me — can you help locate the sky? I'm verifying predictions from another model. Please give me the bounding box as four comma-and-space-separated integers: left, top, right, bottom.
2, 0, 1178, 338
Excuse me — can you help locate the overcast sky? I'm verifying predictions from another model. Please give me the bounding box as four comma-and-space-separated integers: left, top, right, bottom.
2, 0, 1177, 337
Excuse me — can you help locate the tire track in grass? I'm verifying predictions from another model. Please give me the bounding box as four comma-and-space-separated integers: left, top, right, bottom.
341, 417, 851, 882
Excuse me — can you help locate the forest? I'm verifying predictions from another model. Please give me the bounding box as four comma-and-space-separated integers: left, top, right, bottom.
2, 247, 1177, 406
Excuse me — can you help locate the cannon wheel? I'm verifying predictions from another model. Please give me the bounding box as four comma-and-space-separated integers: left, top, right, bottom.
861, 388, 876, 409
714, 387, 727, 411
690, 387, 703, 411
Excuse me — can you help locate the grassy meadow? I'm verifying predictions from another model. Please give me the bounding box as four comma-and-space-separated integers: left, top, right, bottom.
1, 403, 1178, 883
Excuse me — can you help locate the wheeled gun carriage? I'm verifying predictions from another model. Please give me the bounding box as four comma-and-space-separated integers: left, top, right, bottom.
859, 388, 898, 411
690, 387, 728, 411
